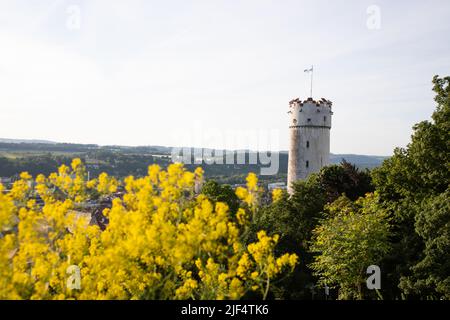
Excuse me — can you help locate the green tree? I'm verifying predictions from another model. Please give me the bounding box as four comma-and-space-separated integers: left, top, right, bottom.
249, 185, 323, 299
318, 160, 373, 203
246, 162, 374, 299
309, 193, 391, 300
400, 189, 450, 299
372, 75, 450, 299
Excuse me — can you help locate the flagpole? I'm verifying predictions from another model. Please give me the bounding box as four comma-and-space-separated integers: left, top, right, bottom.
304, 65, 314, 98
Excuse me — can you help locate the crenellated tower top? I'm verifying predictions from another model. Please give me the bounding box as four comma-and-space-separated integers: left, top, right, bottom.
288, 97, 333, 129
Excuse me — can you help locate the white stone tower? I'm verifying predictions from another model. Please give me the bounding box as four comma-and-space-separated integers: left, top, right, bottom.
287, 97, 333, 193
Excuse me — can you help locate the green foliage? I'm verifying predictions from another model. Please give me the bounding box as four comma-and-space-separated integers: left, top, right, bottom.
400, 189, 450, 299
289, 174, 328, 242
373, 76, 449, 200
317, 160, 373, 203
249, 190, 318, 299
201, 180, 240, 214
309, 193, 391, 300
246, 162, 375, 299
372, 75, 450, 299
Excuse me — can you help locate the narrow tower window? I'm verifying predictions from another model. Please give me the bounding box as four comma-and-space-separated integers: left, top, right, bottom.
306, 141, 310, 148
324, 116, 327, 122
306, 161, 309, 168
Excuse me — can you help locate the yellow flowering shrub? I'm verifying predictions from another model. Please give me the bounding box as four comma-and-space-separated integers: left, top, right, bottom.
235, 173, 261, 209
0, 159, 297, 300
271, 189, 283, 203
95, 173, 119, 195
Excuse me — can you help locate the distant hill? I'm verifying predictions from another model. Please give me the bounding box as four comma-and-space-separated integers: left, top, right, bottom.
0, 140, 389, 167
278, 151, 388, 169
0, 140, 389, 182
330, 153, 389, 168
0, 138, 57, 144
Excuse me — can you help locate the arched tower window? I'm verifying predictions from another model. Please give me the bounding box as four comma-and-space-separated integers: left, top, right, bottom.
306, 161, 309, 168
306, 141, 310, 148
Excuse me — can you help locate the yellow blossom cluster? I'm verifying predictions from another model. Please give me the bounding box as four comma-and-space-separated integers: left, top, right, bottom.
235, 173, 262, 214
0, 159, 297, 300
47, 159, 89, 203
271, 189, 284, 203
93, 172, 119, 195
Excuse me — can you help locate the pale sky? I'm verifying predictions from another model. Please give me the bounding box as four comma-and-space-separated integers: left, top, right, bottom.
1, 0, 449, 155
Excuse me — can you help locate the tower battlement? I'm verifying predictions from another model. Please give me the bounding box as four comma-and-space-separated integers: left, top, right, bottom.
287, 97, 333, 193
288, 97, 332, 107
288, 97, 333, 129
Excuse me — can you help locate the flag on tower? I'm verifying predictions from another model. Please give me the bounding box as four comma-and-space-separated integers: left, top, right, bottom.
304, 65, 314, 97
